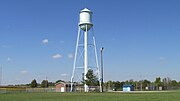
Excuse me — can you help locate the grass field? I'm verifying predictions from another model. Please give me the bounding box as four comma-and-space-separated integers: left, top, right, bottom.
0, 91, 180, 101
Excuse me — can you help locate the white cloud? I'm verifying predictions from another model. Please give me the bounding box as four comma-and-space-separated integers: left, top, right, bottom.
20, 70, 28, 75
7, 57, 11, 61
61, 73, 68, 77
52, 54, 62, 59
68, 53, 73, 59
42, 39, 49, 44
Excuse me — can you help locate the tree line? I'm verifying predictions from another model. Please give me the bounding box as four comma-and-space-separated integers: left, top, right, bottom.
28, 77, 180, 91
27, 70, 180, 91
81, 70, 180, 91
103, 77, 180, 91
29, 79, 50, 88
28, 79, 64, 88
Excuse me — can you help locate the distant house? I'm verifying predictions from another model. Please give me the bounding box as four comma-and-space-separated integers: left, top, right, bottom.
123, 84, 134, 92
55, 82, 98, 92
55, 82, 71, 92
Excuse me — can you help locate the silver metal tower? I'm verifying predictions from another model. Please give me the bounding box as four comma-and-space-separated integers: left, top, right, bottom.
70, 8, 101, 92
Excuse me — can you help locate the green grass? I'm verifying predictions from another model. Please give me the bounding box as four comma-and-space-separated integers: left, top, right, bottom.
0, 91, 180, 101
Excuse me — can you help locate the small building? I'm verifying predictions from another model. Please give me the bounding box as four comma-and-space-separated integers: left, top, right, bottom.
123, 84, 134, 92
55, 82, 71, 92
159, 86, 162, 91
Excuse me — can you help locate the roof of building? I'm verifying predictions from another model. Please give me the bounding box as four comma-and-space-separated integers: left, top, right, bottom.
123, 84, 134, 87
55, 82, 71, 86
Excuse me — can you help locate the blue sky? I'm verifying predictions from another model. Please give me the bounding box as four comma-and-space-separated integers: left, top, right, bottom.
0, 0, 180, 85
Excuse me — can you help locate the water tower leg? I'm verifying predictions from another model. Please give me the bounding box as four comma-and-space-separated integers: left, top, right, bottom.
84, 25, 88, 92
70, 27, 81, 92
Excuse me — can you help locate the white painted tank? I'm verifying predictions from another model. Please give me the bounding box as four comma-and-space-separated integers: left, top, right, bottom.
79, 8, 93, 31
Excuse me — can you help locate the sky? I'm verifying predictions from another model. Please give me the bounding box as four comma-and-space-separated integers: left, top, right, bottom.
0, 0, 180, 85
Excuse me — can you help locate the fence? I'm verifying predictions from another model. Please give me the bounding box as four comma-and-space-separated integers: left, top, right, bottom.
0, 88, 56, 94
0, 87, 26, 94
26, 88, 56, 93
0, 86, 100, 94
72, 86, 100, 92
0, 88, 6, 94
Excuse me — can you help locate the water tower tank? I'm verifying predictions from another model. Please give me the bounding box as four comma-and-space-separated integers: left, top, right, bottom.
79, 8, 93, 31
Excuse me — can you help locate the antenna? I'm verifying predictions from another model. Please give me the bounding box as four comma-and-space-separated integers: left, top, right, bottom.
80, 0, 89, 9
83, 0, 88, 8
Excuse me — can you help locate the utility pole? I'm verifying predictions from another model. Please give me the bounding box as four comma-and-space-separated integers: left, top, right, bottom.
0, 66, 2, 86
100, 47, 104, 92
141, 80, 142, 91
46, 76, 48, 88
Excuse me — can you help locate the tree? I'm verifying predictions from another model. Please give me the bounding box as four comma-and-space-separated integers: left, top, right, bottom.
111, 81, 124, 91
142, 80, 151, 88
30, 79, 37, 88
41, 80, 49, 88
104, 80, 113, 91
56, 80, 64, 83
171, 80, 178, 87
162, 77, 171, 90
84, 69, 99, 86
48, 82, 55, 86
154, 77, 162, 90
178, 82, 180, 88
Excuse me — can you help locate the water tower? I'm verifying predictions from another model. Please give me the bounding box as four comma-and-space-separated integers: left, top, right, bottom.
70, 8, 101, 92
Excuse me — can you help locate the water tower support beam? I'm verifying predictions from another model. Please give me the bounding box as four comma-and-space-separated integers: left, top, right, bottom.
70, 27, 81, 92
84, 24, 88, 92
